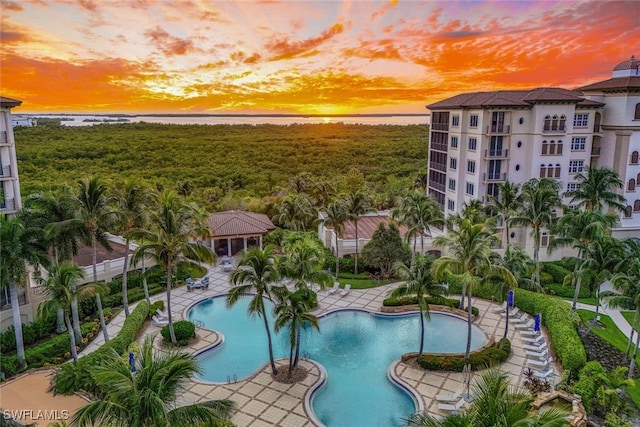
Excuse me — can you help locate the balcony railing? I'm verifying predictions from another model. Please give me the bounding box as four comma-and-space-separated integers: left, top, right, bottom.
430, 143, 448, 152
0, 165, 11, 177
429, 161, 447, 172
430, 181, 446, 192
591, 146, 601, 156
0, 198, 16, 211
542, 126, 566, 134
0, 290, 28, 311
483, 172, 507, 182
484, 149, 509, 158
0, 131, 7, 144
593, 124, 601, 133
432, 123, 449, 131
487, 124, 510, 134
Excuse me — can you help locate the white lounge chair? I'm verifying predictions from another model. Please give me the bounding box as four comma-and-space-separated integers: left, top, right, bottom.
522, 341, 548, 352
435, 390, 462, 402
527, 357, 553, 368
500, 307, 520, 317
515, 319, 535, 330
152, 314, 169, 327
491, 301, 507, 313
510, 313, 530, 324
156, 309, 169, 319
522, 334, 545, 344
519, 329, 540, 337
328, 282, 340, 294
533, 367, 556, 379
340, 284, 351, 296
525, 348, 549, 360
438, 397, 466, 412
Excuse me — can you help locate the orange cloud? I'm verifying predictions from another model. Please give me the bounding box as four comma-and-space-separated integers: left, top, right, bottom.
265, 22, 344, 60
1, 0, 23, 11
145, 26, 194, 56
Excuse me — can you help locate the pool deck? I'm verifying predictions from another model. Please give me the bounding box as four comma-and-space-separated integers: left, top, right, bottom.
79, 264, 556, 426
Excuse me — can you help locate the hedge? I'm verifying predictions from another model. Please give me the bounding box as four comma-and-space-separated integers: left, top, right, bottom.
542, 262, 571, 284
513, 288, 586, 375
572, 361, 606, 413
417, 338, 511, 372
53, 300, 150, 396
383, 295, 480, 317
161, 320, 196, 346
0, 311, 57, 355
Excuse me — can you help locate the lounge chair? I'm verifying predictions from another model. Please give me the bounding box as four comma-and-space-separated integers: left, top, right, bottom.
515, 319, 535, 330
156, 309, 169, 319
491, 301, 507, 313
499, 307, 519, 317
522, 334, 545, 344
152, 314, 169, 327
328, 282, 340, 294
438, 397, 466, 412
340, 284, 351, 296
510, 313, 530, 324
435, 390, 462, 402
220, 258, 233, 272
525, 348, 549, 360
522, 341, 548, 352
533, 367, 556, 379
519, 328, 540, 336
200, 276, 210, 289
527, 357, 553, 368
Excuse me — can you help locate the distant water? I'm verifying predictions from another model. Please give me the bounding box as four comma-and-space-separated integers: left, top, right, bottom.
32, 114, 430, 127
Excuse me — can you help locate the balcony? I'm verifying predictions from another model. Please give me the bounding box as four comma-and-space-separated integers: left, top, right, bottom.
0, 131, 7, 144
593, 124, 602, 133
0, 198, 16, 212
542, 126, 566, 135
429, 181, 446, 192
0, 290, 28, 311
483, 172, 507, 182
484, 149, 509, 158
0, 165, 11, 177
430, 142, 448, 152
432, 123, 449, 131
429, 161, 447, 172
591, 146, 601, 156
486, 124, 510, 134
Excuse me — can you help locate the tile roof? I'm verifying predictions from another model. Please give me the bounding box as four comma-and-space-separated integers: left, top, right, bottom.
0, 96, 22, 108
73, 241, 130, 267
208, 210, 276, 237
578, 76, 640, 92
427, 87, 586, 110
330, 215, 420, 240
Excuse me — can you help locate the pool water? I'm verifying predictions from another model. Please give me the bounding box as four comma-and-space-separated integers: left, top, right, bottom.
189, 296, 487, 427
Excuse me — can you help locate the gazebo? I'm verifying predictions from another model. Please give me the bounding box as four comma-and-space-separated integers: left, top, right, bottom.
206, 210, 276, 257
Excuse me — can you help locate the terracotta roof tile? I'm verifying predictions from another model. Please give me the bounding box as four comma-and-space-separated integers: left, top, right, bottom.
328, 215, 422, 240
0, 96, 22, 108
427, 88, 586, 110
208, 210, 275, 237
578, 76, 640, 92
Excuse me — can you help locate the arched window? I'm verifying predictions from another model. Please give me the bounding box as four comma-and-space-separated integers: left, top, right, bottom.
555, 164, 561, 178
559, 115, 566, 131
542, 140, 548, 155
547, 163, 554, 178
637, 172, 640, 183
551, 115, 559, 131
556, 140, 563, 155
635, 103, 640, 120
632, 151, 639, 164
539, 164, 546, 178
544, 115, 551, 131
629, 179, 637, 191
635, 200, 640, 212
626, 206, 633, 218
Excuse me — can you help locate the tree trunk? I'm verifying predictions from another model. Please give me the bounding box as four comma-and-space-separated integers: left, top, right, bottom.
294, 326, 301, 369
354, 219, 359, 275
65, 313, 78, 363
56, 307, 67, 333
166, 258, 176, 344
418, 300, 425, 358
465, 289, 472, 360
142, 256, 150, 304
92, 235, 109, 342
9, 282, 26, 370
629, 330, 640, 378
572, 275, 583, 312
532, 231, 541, 287
121, 238, 131, 317
505, 217, 510, 246
261, 304, 278, 375
71, 295, 82, 344
334, 234, 340, 280
591, 283, 602, 328
624, 308, 639, 361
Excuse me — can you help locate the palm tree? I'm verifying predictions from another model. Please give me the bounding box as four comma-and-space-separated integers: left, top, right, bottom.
281, 235, 331, 290
406, 369, 569, 427
272, 194, 316, 231
392, 256, 447, 358
565, 166, 625, 213
0, 215, 48, 370
70, 336, 233, 427
433, 218, 516, 359
37, 262, 103, 363
132, 191, 212, 344
113, 180, 155, 317
274, 289, 319, 375
392, 192, 443, 258
321, 199, 349, 278
596, 366, 635, 413
510, 178, 562, 288
227, 246, 282, 375
485, 181, 521, 247
346, 190, 372, 274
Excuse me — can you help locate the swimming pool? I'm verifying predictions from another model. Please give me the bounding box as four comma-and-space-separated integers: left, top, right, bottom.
189, 296, 487, 426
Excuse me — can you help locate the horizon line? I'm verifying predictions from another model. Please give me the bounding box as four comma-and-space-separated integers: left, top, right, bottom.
18, 112, 431, 118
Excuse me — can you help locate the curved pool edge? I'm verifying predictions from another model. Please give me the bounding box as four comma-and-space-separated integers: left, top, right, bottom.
388, 359, 424, 414
303, 359, 329, 427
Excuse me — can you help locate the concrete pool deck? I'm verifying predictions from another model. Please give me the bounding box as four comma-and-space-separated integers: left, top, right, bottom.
78, 264, 555, 426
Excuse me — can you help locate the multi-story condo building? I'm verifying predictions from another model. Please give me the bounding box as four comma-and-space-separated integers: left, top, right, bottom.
426, 56, 639, 259
0, 96, 23, 217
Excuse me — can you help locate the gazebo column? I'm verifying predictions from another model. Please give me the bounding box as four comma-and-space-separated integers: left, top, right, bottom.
227, 239, 231, 257
259, 235, 263, 250
243, 237, 248, 253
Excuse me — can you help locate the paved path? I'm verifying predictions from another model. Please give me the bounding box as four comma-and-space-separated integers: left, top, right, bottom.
571, 301, 634, 340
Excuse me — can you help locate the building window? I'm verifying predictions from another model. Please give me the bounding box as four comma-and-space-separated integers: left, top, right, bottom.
632, 151, 639, 164
541, 231, 549, 247
551, 115, 559, 131
635, 103, 640, 120
571, 137, 586, 151
625, 206, 633, 218
452, 115, 460, 126
542, 140, 563, 155
573, 113, 589, 127
449, 179, 456, 191
635, 200, 640, 212
470, 115, 479, 127
466, 182, 475, 195
447, 199, 455, 211
567, 182, 581, 192
540, 164, 546, 178
559, 115, 566, 130
629, 179, 636, 192
487, 183, 499, 197
543, 115, 551, 131
468, 138, 477, 151
450, 136, 458, 148
555, 164, 561, 178
467, 160, 476, 173
568, 160, 584, 174
450, 158, 457, 170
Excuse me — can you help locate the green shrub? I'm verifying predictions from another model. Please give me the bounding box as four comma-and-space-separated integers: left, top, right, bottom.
382, 295, 479, 316
545, 283, 589, 299
418, 338, 511, 371
573, 361, 606, 413
53, 301, 150, 395
149, 300, 166, 318
542, 262, 571, 284
161, 320, 196, 346
513, 288, 586, 375
0, 311, 57, 354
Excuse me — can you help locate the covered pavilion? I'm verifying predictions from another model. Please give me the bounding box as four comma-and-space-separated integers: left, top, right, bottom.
206, 210, 276, 257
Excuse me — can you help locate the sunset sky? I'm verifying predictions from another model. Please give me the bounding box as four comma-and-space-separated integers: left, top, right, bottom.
1, 0, 637, 114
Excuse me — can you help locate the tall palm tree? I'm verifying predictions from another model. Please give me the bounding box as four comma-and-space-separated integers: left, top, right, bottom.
346, 190, 372, 274
274, 289, 319, 375
510, 178, 562, 288
596, 366, 635, 413
132, 191, 213, 344
485, 181, 521, 247
392, 192, 443, 258
406, 369, 569, 427
433, 218, 516, 359
0, 215, 48, 370
565, 166, 626, 213
227, 245, 282, 375
37, 262, 103, 363
392, 256, 447, 358
272, 194, 316, 231
281, 235, 331, 290
70, 336, 233, 427
113, 180, 155, 316
321, 199, 349, 278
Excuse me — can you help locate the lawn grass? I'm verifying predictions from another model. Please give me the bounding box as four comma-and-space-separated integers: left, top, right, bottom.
622, 310, 638, 328
337, 277, 395, 289
576, 309, 640, 409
